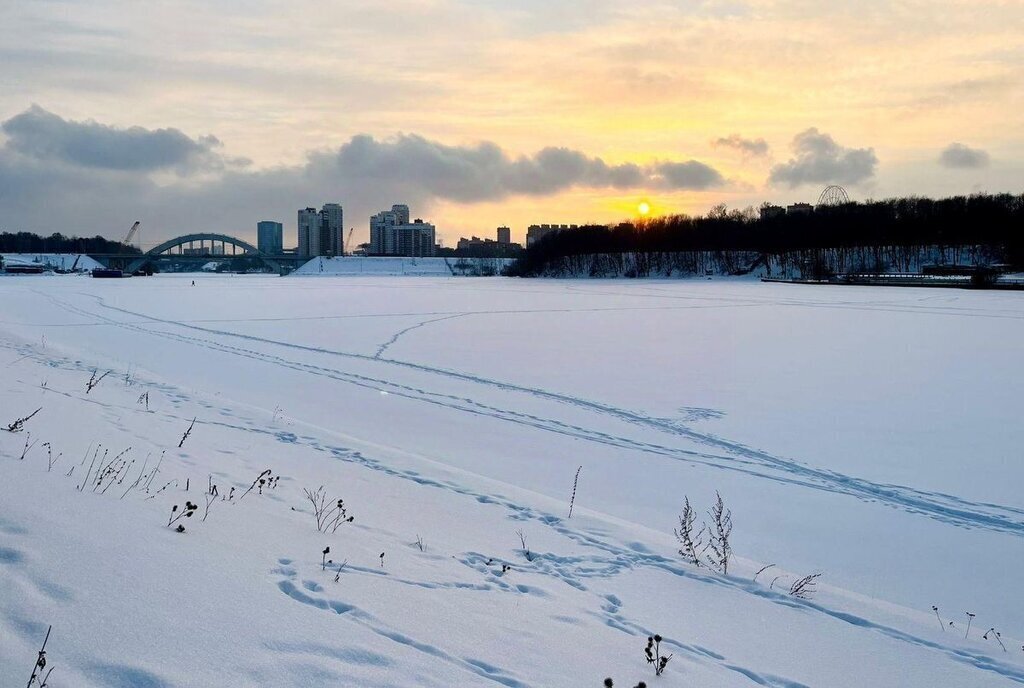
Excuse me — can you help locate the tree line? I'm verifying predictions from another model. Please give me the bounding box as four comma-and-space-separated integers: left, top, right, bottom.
0, 232, 139, 255
508, 193, 1024, 277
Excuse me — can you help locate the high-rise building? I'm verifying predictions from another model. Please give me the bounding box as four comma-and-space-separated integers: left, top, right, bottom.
257, 221, 284, 254
297, 207, 320, 258
369, 209, 399, 255
369, 205, 436, 256
497, 226, 511, 244
298, 204, 344, 257
394, 219, 436, 257
320, 203, 344, 256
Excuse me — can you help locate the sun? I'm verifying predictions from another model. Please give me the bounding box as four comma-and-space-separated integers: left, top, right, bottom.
637, 201, 651, 216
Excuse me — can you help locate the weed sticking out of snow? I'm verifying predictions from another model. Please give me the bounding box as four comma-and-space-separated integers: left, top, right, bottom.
5, 407, 41, 433
789, 572, 823, 599
568, 465, 582, 518
25, 624, 55, 687
84, 369, 110, 394
177, 417, 196, 448
167, 501, 198, 531
674, 496, 706, 567
644, 634, 672, 676
303, 485, 353, 532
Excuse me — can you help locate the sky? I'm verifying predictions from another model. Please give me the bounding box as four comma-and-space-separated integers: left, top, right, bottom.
0, 0, 1021, 249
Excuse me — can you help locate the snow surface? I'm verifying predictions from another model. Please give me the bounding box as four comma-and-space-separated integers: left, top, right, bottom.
0, 273, 1022, 687
2, 254, 103, 271
294, 256, 515, 277
296, 256, 456, 276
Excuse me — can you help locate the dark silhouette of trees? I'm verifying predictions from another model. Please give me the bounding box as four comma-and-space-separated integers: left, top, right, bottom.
0, 232, 139, 254
508, 193, 1024, 277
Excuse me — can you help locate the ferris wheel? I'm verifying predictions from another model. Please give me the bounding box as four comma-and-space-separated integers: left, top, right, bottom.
817, 185, 850, 206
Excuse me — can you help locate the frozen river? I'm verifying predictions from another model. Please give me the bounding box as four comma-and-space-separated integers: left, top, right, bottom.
1, 273, 1022, 686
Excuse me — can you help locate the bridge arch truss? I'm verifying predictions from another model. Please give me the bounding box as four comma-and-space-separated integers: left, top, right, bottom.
127, 233, 282, 273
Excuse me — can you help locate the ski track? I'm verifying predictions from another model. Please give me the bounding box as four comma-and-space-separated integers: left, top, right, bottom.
373, 313, 467, 359
2, 335, 1023, 686
40, 290, 1024, 540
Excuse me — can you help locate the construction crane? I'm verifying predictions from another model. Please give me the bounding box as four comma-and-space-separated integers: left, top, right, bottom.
123, 221, 141, 249
344, 227, 355, 255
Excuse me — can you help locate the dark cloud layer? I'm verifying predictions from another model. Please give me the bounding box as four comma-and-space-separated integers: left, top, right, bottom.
938, 142, 989, 169
325, 133, 723, 199
650, 160, 724, 189
768, 128, 877, 188
0, 107, 728, 241
327, 134, 651, 202
2, 105, 225, 172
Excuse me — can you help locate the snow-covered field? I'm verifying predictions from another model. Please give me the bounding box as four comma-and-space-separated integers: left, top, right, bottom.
1, 274, 1022, 687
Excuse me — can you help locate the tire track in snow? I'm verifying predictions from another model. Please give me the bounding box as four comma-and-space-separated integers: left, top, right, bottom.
59, 291, 1024, 539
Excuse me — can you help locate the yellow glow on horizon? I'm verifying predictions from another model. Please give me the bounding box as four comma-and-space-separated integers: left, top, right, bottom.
637, 201, 651, 216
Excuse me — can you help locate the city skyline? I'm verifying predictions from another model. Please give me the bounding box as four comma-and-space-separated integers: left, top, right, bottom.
1, 1, 1022, 248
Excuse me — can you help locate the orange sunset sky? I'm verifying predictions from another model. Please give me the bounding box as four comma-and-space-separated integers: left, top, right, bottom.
1, 0, 1021, 247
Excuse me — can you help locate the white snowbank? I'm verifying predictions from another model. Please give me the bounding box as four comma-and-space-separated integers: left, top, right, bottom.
2, 253, 103, 271
294, 256, 514, 276
295, 256, 455, 276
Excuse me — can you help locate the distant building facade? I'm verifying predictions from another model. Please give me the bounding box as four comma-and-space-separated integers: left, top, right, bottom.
320, 203, 344, 257
497, 226, 511, 244
457, 236, 486, 250
759, 205, 785, 220
370, 205, 436, 256
297, 204, 344, 258
257, 221, 284, 254
526, 224, 578, 248
455, 237, 522, 258
297, 208, 320, 258
786, 203, 814, 216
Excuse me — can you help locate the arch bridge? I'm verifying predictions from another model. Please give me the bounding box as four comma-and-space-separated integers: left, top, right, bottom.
125, 233, 283, 273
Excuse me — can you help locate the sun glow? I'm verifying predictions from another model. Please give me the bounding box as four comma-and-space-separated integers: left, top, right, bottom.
637, 201, 651, 216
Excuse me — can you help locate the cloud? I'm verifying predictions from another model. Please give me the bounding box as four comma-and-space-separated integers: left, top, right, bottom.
325, 134, 657, 202
650, 161, 725, 189
939, 142, 990, 169
324, 134, 725, 198
0, 107, 727, 242
768, 128, 877, 187
1, 105, 226, 173
713, 134, 770, 158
